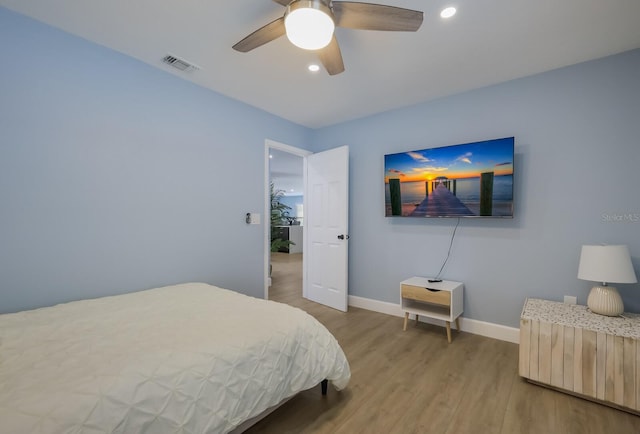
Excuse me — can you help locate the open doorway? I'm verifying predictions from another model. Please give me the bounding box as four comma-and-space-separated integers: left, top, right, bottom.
264, 140, 310, 304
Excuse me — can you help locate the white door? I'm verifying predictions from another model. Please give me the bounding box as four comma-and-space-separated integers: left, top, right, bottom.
304, 145, 349, 312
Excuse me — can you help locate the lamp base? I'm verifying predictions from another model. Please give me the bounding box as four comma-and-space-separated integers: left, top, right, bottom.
587, 285, 624, 316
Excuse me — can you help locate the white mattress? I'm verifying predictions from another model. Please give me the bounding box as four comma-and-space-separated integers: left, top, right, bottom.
0, 283, 351, 433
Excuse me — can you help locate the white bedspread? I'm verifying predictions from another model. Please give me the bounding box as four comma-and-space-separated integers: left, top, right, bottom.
0, 283, 350, 433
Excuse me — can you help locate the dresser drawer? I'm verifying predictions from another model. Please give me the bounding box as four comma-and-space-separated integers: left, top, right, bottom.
401, 284, 451, 306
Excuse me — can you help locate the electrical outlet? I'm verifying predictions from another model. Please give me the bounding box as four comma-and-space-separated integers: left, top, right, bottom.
564, 295, 577, 305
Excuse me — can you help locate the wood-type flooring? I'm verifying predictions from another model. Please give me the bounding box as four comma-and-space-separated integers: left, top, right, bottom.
246, 253, 640, 434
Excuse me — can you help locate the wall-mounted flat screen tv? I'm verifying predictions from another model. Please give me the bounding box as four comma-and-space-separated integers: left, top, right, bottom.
384, 137, 514, 218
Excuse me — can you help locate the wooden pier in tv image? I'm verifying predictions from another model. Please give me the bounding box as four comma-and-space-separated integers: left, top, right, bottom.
388, 172, 496, 217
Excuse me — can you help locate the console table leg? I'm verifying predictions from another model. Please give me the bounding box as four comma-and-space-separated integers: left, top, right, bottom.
415, 314, 419, 326
446, 321, 452, 343
403, 312, 409, 331
455, 317, 460, 332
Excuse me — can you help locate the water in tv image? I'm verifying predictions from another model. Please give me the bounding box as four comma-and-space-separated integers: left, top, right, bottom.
384, 137, 514, 218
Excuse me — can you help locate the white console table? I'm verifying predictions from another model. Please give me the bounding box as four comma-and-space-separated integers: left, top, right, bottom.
520, 298, 640, 414
400, 277, 464, 343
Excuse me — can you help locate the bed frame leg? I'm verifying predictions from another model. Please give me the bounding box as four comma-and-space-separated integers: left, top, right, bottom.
321, 379, 328, 396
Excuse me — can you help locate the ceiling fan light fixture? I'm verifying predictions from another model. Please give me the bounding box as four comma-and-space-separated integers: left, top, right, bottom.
285, 0, 335, 50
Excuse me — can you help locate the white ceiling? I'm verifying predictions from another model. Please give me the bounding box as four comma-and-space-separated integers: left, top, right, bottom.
2, 0, 640, 128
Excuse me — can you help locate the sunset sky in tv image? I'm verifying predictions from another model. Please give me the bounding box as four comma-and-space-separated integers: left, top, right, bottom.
384, 138, 514, 183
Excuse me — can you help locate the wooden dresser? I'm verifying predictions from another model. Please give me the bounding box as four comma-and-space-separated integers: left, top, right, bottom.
519, 298, 640, 414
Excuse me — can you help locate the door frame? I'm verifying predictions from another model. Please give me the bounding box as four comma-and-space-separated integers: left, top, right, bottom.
263, 139, 312, 300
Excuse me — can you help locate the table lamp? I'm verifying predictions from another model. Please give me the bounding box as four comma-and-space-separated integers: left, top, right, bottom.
577, 244, 637, 316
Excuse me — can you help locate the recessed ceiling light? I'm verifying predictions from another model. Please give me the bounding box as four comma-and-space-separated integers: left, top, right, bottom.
308, 64, 320, 72
269, 154, 273, 159
440, 7, 457, 18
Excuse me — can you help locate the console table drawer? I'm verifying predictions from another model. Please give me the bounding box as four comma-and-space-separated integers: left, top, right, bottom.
401, 284, 450, 306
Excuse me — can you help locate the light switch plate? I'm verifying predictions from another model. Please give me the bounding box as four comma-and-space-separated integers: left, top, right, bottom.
246, 213, 260, 225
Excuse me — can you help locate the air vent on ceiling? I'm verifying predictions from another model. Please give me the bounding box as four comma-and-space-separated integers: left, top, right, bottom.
162, 54, 200, 73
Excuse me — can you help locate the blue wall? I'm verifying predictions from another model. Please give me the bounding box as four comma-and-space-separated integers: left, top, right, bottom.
312, 49, 640, 327
0, 7, 311, 313
280, 195, 304, 219
2, 6, 639, 329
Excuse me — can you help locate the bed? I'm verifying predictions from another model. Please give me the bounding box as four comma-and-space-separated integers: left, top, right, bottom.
0, 282, 351, 433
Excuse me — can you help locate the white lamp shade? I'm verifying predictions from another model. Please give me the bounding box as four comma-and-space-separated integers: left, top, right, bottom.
577, 245, 637, 284
285, 2, 335, 50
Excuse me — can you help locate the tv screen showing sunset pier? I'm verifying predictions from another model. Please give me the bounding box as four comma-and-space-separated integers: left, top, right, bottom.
384, 137, 514, 218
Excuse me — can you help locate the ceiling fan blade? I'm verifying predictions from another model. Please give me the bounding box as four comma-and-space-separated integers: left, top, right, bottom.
318, 36, 345, 75
232, 17, 286, 52
272, 0, 291, 6
332, 2, 423, 31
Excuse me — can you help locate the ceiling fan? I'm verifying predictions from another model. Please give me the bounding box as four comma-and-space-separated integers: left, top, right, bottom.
232, 0, 423, 75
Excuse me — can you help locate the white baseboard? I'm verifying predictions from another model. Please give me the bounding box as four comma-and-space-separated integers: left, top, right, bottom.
348, 295, 519, 344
